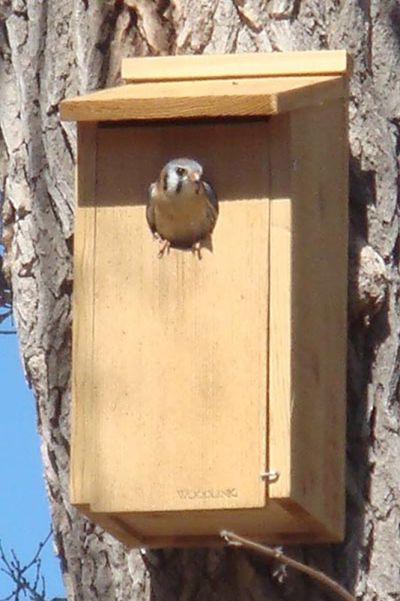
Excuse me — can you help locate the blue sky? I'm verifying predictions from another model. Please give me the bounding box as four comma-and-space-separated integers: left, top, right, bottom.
0, 317, 65, 599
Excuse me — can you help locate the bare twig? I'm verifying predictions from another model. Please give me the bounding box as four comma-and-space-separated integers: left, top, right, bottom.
24, 532, 52, 571
0, 310, 12, 323
0, 307, 15, 335
0, 532, 53, 601
220, 530, 356, 601
0, 252, 13, 330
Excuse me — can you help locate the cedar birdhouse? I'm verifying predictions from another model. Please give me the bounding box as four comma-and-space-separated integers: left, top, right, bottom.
61, 51, 349, 548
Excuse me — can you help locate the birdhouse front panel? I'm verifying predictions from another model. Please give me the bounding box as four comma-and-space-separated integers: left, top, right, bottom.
89, 121, 270, 513
65, 51, 349, 547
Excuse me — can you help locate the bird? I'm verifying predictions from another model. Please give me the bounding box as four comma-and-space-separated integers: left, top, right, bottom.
146, 158, 218, 258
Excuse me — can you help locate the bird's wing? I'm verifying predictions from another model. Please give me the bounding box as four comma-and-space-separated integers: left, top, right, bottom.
203, 181, 218, 233
146, 182, 157, 234
203, 181, 218, 213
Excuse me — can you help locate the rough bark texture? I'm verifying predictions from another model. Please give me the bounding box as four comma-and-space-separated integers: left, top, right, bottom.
0, 1, 399, 600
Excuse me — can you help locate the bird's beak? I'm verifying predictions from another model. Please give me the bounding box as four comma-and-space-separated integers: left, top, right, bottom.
189, 172, 201, 183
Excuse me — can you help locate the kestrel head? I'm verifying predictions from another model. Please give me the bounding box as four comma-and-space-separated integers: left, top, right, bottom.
160, 158, 203, 196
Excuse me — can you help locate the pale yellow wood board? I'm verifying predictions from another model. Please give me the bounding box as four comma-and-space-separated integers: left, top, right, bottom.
70, 123, 97, 505
60, 76, 346, 122
70, 101, 348, 542
76, 121, 97, 205
121, 51, 350, 82
80, 122, 270, 513
289, 100, 348, 538
117, 502, 307, 539
269, 201, 292, 498
267, 114, 292, 502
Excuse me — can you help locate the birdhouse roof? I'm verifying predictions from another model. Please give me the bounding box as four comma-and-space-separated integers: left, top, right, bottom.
60, 50, 349, 122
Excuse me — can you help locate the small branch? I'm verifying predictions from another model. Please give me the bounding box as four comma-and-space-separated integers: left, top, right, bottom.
220, 530, 356, 601
0, 532, 53, 601
0, 540, 13, 574
0, 310, 12, 323
23, 531, 52, 572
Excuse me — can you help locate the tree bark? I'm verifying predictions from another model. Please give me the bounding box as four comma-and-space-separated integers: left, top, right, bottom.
1, 1, 399, 600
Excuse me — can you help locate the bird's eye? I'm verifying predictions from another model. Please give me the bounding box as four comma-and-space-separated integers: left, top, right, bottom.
176, 167, 186, 177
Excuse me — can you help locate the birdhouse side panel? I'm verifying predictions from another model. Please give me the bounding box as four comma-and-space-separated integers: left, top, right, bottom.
71, 123, 98, 507
267, 113, 293, 504
290, 100, 348, 539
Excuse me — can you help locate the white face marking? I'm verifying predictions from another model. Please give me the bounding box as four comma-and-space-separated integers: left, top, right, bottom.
164, 164, 202, 197
166, 168, 181, 194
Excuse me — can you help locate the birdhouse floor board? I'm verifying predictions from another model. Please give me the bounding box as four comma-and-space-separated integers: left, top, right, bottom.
77, 501, 339, 548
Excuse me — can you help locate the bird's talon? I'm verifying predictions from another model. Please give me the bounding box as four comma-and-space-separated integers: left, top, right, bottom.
158, 239, 171, 258
191, 243, 202, 260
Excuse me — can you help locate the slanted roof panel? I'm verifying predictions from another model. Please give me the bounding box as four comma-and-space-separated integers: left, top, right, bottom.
60, 75, 346, 122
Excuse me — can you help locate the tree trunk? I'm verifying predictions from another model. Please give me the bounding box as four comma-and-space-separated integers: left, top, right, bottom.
1, 1, 399, 600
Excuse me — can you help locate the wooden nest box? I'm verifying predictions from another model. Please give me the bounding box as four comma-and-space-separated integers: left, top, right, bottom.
61, 51, 349, 548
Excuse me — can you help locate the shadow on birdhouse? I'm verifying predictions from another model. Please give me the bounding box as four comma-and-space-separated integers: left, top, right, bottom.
60, 50, 349, 548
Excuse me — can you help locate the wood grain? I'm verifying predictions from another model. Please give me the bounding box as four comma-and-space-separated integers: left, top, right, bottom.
71, 103, 347, 543
116, 501, 310, 539
60, 76, 346, 122
86, 122, 270, 513
289, 100, 348, 538
267, 114, 292, 504
70, 123, 97, 506
121, 51, 350, 82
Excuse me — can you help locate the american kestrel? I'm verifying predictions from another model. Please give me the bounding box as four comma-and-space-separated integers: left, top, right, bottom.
146, 158, 218, 258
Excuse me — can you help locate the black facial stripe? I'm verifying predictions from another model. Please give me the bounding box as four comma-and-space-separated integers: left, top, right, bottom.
176, 178, 183, 194
163, 172, 168, 192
